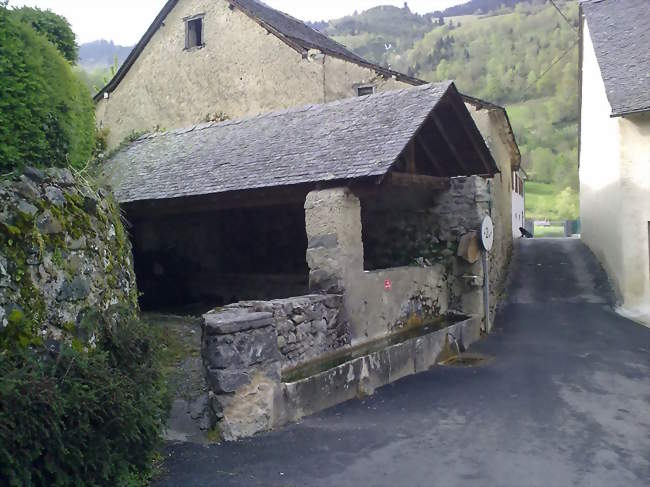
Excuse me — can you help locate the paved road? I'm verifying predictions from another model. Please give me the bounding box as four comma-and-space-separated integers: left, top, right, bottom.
157, 239, 650, 487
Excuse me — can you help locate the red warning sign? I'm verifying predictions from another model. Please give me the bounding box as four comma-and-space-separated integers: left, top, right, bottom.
384, 279, 392, 291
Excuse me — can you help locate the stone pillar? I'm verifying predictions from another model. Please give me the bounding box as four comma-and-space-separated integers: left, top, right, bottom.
304, 188, 363, 294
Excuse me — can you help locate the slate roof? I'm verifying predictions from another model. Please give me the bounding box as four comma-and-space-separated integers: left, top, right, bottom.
581, 0, 650, 116
94, 0, 422, 102
105, 82, 497, 204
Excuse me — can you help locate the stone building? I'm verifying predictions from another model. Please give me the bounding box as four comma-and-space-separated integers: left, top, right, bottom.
106, 81, 514, 437
579, 0, 650, 325
95, 0, 421, 148
95, 0, 520, 304
99, 0, 523, 437
106, 81, 503, 333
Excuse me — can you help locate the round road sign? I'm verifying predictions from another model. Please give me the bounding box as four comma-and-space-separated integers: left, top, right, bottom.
480, 216, 494, 252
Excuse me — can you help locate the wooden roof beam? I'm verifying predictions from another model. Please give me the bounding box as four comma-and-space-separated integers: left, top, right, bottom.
449, 98, 496, 174
415, 134, 448, 177
430, 112, 470, 175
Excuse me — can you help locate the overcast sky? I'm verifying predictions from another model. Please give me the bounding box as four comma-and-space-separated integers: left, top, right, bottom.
11, 0, 461, 45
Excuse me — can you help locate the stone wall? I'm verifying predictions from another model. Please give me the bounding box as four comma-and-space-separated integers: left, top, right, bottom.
304, 182, 499, 342
465, 104, 517, 326
201, 294, 349, 439
220, 295, 349, 367
361, 179, 485, 270
0, 167, 137, 346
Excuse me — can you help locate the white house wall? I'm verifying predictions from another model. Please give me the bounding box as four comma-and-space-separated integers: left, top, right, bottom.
511, 189, 524, 238
580, 21, 650, 324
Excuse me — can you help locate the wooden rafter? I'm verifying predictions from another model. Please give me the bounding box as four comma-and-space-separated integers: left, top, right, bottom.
430, 111, 470, 174
405, 140, 417, 174
415, 135, 448, 177
449, 99, 496, 174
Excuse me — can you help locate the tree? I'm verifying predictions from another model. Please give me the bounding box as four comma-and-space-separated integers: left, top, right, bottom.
12, 6, 77, 63
555, 187, 579, 220
0, 7, 94, 172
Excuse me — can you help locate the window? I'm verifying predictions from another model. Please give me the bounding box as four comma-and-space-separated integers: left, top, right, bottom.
357, 85, 375, 97
185, 15, 204, 49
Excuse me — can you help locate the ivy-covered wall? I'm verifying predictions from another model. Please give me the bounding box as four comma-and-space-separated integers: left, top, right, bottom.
0, 167, 137, 349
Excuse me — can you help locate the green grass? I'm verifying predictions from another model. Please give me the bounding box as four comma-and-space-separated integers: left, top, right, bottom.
525, 182, 560, 220
525, 181, 577, 221
534, 225, 565, 237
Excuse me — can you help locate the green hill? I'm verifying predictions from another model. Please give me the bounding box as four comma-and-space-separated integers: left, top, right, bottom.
320, 5, 437, 67
325, 0, 580, 218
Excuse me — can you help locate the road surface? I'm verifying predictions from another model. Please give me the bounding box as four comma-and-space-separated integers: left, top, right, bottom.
156, 239, 650, 487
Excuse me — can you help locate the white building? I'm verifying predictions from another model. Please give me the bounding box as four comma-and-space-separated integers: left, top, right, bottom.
511, 168, 526, 238
579, 0, 650, 325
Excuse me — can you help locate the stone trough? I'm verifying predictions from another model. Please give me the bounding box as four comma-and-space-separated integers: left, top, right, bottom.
201, 296, 481, 440
277, 316, 481, 427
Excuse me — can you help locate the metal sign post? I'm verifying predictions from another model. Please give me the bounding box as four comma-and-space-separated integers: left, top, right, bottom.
479, 216, 494, 333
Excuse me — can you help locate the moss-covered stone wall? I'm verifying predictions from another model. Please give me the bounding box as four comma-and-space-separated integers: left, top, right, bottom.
0, 167, 137, 349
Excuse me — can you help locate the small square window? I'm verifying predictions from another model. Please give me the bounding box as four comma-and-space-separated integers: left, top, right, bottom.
185, 16, 204, 49
357, 85, 376, 96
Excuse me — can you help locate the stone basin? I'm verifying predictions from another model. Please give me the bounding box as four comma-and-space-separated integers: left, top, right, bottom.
275, 316, 482, 427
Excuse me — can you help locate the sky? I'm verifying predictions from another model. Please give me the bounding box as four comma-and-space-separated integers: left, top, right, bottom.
11, 0, 462, 45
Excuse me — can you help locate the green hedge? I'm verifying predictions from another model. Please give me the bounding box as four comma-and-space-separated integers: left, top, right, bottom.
0, 7, 94, 173
0, 308, 169, 486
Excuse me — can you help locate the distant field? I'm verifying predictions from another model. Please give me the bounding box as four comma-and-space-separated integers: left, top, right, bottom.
525, 181, 563, 221
534, 225, 565, 237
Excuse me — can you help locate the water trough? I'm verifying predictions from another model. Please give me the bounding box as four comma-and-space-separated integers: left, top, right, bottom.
275, 315, 482, 427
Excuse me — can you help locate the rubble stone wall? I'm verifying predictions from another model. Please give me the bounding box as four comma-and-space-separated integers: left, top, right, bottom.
0, 167, 138, 346
303, 180, 503, 342
201, 294, 349, 439
220, 294, 350, 368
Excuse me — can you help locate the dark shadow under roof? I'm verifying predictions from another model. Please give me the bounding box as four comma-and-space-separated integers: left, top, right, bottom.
94, 0, 423, 102
581, 0, 650, 116
104, 82, 498, 204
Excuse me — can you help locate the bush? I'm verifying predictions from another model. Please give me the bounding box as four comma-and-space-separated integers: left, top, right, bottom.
0, 7, 94, 173
12, 6, 78, 64
0, 308, 169, 486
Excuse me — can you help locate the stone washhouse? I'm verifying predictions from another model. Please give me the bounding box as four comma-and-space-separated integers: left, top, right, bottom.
105, 82, 517, 439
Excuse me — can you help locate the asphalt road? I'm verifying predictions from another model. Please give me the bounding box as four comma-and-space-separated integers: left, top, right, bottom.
156, 238, 650, 487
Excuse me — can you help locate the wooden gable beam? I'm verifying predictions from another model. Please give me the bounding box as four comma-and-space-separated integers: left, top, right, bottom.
449, 98, 496, 174
405, 140, 417, 174
415, 135, 449, 177
430, 111, 470, 175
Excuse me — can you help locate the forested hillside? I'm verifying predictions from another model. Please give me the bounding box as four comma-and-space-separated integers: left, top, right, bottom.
324, 0, 580, 219
79, 40, 131, 70
75, 40, 132, 94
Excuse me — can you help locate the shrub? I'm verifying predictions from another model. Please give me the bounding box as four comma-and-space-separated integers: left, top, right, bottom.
12, 6, 78, 64
0, 308, 169, 486
0, 7, 94, 173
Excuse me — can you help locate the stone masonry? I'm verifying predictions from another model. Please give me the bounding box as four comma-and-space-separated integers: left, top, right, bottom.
0, 167, 137, 346
201, 294, 349, 439
221, 295, 350, 367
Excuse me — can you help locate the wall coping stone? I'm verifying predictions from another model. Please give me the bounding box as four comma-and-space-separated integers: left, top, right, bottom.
203, 311, 273, 335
